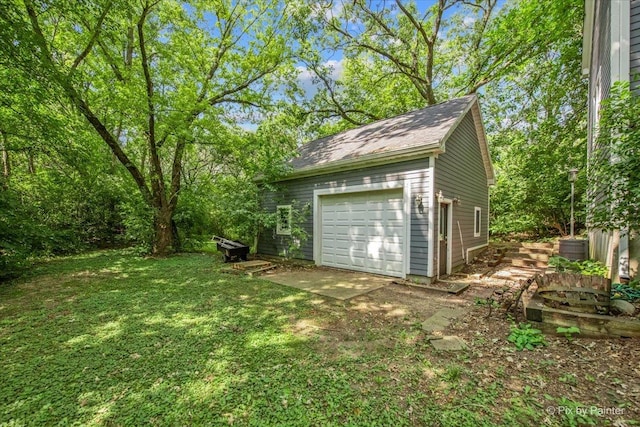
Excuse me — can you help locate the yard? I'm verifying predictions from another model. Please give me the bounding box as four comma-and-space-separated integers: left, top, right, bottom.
1, 250, 638, 426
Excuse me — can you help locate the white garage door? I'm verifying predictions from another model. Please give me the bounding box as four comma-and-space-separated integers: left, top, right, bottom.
320, 190, 405, 277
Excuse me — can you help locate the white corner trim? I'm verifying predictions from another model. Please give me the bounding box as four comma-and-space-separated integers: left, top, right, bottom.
611, 0, 630, 82
313, 195, 320, 264
312, 180, 410, 277
403, 179, 412, 278
426, 157, 436, 278
619, 228, 630, 279
446, 200, 453, 276
582, 0, 596, 75
466, 243, 488, 264
436, 197, 454, 278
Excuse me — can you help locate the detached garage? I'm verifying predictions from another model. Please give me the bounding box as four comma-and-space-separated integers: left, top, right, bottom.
258, 95, 494, 282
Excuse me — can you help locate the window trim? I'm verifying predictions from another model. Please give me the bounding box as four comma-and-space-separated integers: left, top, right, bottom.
276, 205, 292, 236
474, 207, 482, 238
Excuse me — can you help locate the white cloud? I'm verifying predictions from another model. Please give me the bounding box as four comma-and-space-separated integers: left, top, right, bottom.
324, 59, 344, 80
296, 58, 345, 98
463, 16, 476, 27
309, 1, 344, 21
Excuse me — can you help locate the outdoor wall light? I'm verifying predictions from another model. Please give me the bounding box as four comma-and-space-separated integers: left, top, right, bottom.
415, 194, 424, 214
453, 197, 461, 206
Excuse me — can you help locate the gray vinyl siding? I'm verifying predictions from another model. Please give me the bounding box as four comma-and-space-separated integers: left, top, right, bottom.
433, 112, 489, 271
258, 158, 432, 276
587, 0, 611, 212
632, 0, 640, 91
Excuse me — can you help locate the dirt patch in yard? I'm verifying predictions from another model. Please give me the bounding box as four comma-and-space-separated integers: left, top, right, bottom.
284, 261, 640, 425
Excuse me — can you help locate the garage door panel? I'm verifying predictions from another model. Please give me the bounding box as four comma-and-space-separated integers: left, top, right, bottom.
334, 225, 351, 233
334, 255, 352, 266
350, 241, 367, 251
384, 261, 404, 273
320, 189, 405, 278
384, 211, 403, 221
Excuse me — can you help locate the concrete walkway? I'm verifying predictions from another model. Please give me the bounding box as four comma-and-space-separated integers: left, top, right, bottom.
262, 268, 393, 300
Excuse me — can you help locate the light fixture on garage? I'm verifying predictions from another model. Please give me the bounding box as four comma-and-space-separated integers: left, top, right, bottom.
453, 197, 461, 206
415, 194, 424, 214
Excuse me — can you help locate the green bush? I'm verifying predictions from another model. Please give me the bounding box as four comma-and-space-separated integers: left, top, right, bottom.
548, 256, 608, 277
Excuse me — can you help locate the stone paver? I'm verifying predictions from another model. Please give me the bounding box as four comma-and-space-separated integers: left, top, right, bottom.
421, 315, 452, 333
421, 307, 468, 332
430, 336, 468, 351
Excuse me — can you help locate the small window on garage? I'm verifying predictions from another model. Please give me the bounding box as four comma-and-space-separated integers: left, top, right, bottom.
276, 205, 292, 235
474, 207, 482, 237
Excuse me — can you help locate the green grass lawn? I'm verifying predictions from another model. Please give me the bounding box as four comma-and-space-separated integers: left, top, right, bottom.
0, 250, 598, 426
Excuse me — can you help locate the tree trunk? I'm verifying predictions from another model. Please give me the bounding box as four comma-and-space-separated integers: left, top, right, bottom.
28, 150, 35, 174
153, 206, 177, 255
1, 131, 9, 182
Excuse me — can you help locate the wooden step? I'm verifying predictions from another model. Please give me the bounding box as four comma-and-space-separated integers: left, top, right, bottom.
230, 260, 277, 276
520, 242, 556, 250
505, 252, 550, 261
505, 258, 548, 268
232, 260, 273, 270
512, 247, 554, 255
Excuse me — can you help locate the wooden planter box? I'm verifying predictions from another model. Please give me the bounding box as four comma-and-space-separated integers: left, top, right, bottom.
535, 272, 611, 314
525, 273, 639, 338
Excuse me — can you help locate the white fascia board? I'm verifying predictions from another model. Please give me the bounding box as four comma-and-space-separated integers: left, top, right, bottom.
279, 145, 442, 182
582, 0, 596, 75
611, 0, 631, 82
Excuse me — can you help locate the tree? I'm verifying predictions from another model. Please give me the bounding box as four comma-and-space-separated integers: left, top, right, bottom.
3, 0, 300, 255
589, 82, 640, 231
299, 0, 577, 130
297, 0, 587, 237
484, 1, 587, 236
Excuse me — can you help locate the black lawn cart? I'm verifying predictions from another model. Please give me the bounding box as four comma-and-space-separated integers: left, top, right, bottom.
212, 236, 250, 263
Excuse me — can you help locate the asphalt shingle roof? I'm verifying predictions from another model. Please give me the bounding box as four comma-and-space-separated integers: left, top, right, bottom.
290, 95, 476, 171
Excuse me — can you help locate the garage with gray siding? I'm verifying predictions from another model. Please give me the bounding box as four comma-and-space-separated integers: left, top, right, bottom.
258, 95, 494, 281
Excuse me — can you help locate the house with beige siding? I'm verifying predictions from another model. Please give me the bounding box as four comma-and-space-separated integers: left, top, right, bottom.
258, 95, 494, 282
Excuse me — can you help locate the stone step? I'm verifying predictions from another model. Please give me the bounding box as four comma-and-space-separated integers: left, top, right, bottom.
505, 251, 550, 261
504, 257, 548, 268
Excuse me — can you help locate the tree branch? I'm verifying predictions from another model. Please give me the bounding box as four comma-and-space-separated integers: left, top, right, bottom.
23, 0, 153, 205
137, 1, 165, 209
69, 1, 112, 75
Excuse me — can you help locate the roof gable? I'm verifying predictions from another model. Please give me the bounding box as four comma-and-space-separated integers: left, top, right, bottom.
279, 94, 494, 185
290, 95, 476, 175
